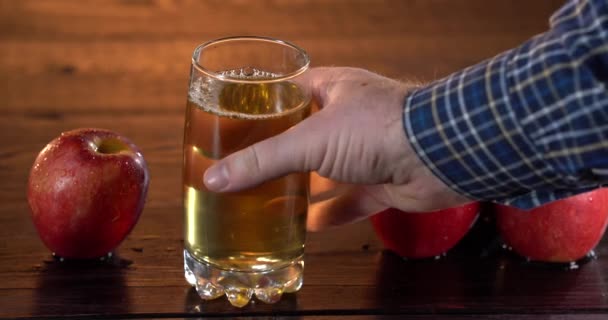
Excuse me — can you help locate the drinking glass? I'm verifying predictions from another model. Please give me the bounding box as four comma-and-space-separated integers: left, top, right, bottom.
183, 36, 311, 307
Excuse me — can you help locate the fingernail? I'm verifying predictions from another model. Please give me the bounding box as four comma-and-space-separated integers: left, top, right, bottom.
204, 164, 229, 191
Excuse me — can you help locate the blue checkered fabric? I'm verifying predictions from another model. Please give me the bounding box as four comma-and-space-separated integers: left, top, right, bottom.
404, 0, 608, 209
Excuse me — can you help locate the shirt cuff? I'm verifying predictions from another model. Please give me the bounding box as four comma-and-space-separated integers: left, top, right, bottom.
403, 50, 587, 209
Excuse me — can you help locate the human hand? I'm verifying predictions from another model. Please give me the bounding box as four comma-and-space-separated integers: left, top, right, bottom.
204, 67, 471, 231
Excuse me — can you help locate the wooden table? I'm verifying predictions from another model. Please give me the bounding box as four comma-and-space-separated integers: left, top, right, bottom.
3, 0, 608, 319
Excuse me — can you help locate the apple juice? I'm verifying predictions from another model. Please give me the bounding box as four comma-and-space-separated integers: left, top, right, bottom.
183, 71, 311, 274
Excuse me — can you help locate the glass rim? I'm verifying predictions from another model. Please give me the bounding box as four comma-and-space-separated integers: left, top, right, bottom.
191, 36, 310, 84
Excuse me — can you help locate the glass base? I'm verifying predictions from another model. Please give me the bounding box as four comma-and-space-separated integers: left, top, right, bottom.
184, 250, 304, 307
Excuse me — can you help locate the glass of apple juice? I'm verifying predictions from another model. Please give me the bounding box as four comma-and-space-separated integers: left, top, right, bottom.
182, 36, 311, 308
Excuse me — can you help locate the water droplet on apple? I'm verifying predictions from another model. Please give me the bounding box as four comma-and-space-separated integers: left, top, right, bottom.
433, 252, 447, 260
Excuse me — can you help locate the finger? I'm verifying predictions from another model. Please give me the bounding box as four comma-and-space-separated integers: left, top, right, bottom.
295, 67, 371, 108
307, 184, 388, 232
307, 182, 471, 231
203, 114, 325, 192
293, 67, 337, 107
310, 172, 344, 202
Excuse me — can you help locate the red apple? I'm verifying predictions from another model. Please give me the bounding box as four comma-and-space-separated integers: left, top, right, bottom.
370, 202, 480, 259
27, 128, 149, 259
495, 188, 608, 263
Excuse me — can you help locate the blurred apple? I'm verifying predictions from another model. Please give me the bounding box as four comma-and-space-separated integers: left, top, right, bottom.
370, 202, 480, 259
27, 128, 149, 259
495, 188, 608, 263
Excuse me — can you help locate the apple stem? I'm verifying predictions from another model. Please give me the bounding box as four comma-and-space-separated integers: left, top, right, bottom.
96, 138, 129, 154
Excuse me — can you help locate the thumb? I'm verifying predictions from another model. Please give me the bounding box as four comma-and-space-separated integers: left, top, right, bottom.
203, 67, 346, 192
203, 114, 325, 192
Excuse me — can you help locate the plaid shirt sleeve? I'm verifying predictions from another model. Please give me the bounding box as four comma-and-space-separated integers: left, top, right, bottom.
404, 0, 608, 209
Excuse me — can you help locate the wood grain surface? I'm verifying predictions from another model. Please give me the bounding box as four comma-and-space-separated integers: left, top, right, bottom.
4, 0, 607, 319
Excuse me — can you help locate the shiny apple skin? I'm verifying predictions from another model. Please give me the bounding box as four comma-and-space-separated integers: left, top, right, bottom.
27, 128, 149, 259
496, 188, 608, 263
370, 202, 480, 259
